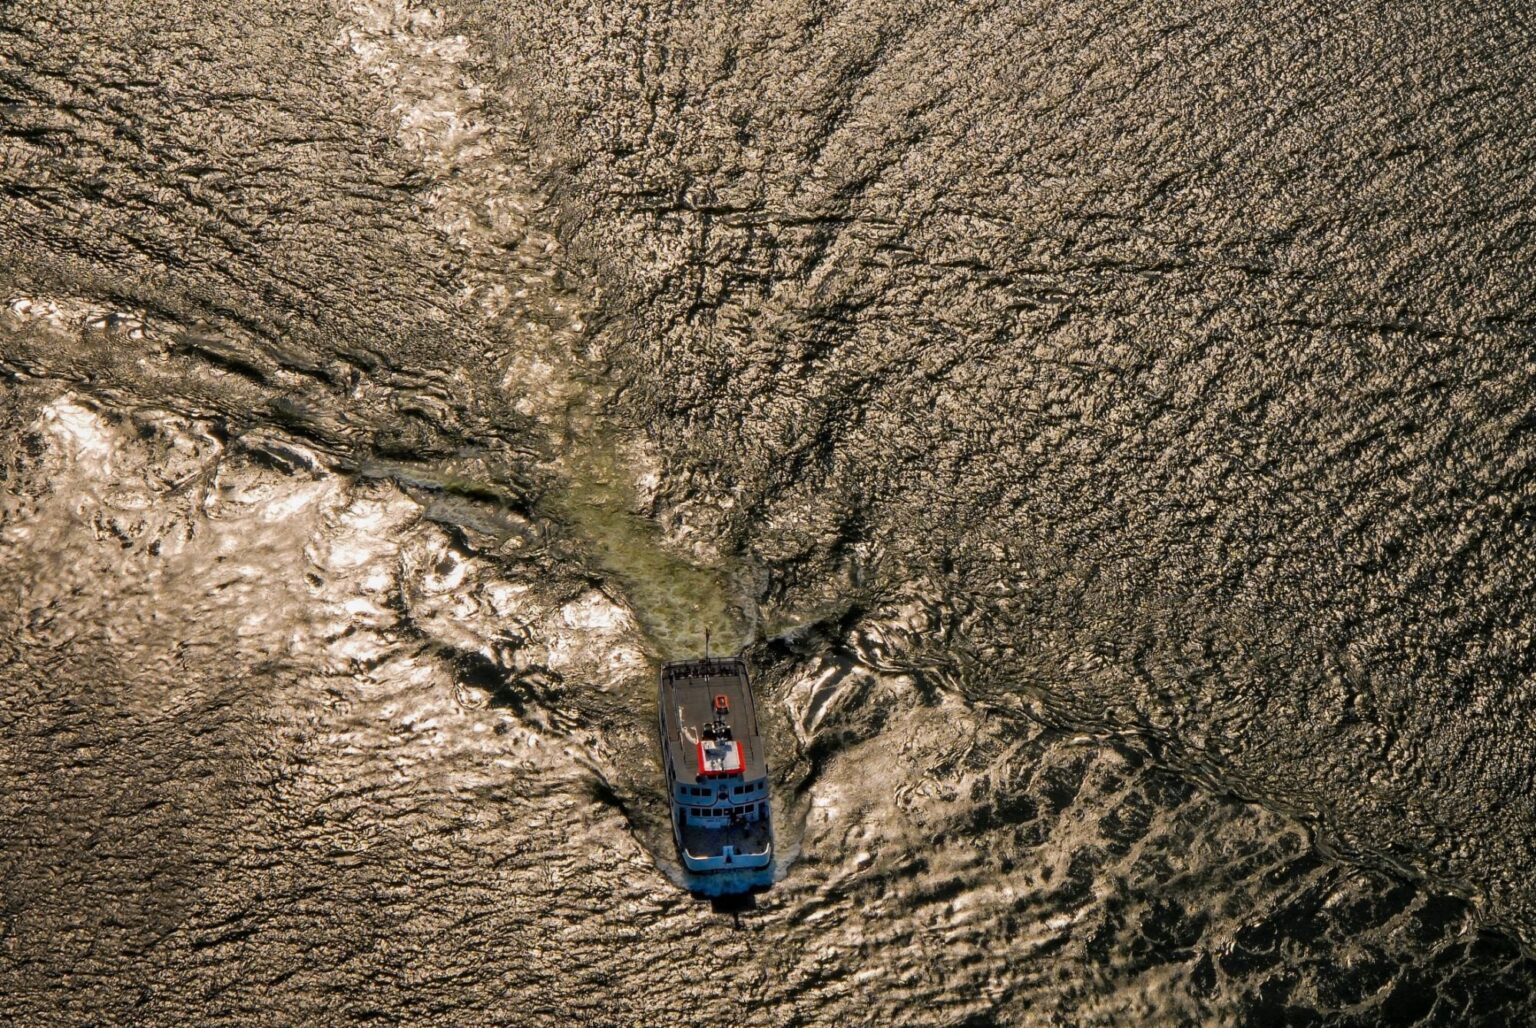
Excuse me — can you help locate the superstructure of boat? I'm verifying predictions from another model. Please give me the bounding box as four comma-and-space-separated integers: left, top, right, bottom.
657, 656, 774, 885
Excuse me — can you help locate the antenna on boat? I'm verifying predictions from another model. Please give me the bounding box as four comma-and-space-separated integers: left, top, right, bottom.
705, 627, 712, 660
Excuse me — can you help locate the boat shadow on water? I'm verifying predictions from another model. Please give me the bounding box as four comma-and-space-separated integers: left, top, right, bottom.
706, 891, 761, 917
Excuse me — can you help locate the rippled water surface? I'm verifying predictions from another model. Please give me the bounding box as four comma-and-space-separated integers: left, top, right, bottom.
4, 1, 1536, 1024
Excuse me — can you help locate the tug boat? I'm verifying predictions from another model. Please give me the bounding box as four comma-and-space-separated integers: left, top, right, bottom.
658, 655, 774, 888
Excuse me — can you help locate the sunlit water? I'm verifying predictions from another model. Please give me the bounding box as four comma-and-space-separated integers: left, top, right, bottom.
4, 1, 1536, 1024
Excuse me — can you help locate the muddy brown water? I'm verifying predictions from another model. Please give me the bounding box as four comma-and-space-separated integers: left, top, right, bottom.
4, 2, 1536, 1024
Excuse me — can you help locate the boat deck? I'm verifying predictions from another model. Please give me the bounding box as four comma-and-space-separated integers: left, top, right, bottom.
679, 818, 773, 862
659, 658, 767, 783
